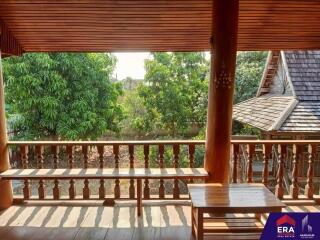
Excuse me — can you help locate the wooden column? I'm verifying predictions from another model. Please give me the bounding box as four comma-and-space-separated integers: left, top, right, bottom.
0, 51, 13, 209
204, 0, 239, 183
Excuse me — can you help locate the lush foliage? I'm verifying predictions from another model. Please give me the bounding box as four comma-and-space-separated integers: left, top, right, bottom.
234, 51, 267, 104
137, 52, 209, 137
4, 53, 123, 140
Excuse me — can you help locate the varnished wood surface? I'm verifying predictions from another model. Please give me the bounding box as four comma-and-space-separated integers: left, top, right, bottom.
7, 139, 320, 146
188, 184, 285, 211
1, 1, 320, 52
0, 168, 208, 180
0, 203, 318, 240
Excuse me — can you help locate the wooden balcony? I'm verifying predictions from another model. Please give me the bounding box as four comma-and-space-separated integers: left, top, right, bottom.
0, 139, 319, 239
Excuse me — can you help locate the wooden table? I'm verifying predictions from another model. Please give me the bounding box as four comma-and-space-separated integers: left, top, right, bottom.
187, 183, 286, 240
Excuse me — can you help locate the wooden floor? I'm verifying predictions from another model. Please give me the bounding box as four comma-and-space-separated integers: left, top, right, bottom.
0, 201, 319, 240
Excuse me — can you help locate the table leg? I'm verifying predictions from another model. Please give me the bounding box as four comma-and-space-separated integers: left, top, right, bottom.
191, 204, 195, 236
137, 179, 142, 217
196, 209, 203, 240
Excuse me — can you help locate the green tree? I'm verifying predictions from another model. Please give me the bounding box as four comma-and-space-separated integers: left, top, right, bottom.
234, 51, 267, 103
233, 51, 267, 135
139, 52, 209, 137
4, 53, 123, 140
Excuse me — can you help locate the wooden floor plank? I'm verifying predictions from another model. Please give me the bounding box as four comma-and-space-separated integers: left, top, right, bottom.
0, 203, 318, 240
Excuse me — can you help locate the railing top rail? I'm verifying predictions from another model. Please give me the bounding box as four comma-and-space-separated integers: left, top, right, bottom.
7, 139, 320, 146
232, 140, 320, 144
7, 140, 206, 146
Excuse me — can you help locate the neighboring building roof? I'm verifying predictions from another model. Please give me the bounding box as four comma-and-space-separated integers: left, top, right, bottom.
233, 95, 296, 131
280, 102, 320, 132
233, 50, 320, 133
285, 51, 320, 101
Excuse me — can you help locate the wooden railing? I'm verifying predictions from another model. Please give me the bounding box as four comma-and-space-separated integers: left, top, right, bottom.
231, 140, 320, 200
8, 140, 206, 201
7, 139, 320, 201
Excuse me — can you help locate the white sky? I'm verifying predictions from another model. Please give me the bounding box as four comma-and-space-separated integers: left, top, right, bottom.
113, 52, 151, 80
113, 51, 210, 80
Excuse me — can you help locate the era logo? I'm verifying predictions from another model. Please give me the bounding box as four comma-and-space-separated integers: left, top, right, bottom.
277, 226, 295, 234
276, 214, 296, 237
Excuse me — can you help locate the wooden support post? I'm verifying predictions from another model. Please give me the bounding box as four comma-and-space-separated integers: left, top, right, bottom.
204, 0, 239, 183
0, 51, 13, 209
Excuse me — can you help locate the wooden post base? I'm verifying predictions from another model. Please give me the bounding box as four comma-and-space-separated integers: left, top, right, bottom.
0, 179, 13, 210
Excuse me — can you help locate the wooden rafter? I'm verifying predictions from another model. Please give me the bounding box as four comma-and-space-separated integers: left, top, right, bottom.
0, 18, 23, 56
1, 1, 320, 52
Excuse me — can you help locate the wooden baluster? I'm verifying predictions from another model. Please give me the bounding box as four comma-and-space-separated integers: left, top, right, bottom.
232, 144, 239, 183
98, 145, 104, 168
82, 145, 89, 168
51, 146, 60, 200
173, 144, 180, 199
129, 145, 135, 199
189, 144, 195, 183
98, 145, 105, 199
83, 179, 90, 199
99, 179, 105, 200
113, 144, 120, 199
81, 145, 90, 199
159, 144, 165, 198
143, 145, 150, 199
51, 145, 59, 169
262, 144, 271, 187
36, 145, 44, 169
290, 144, 301, 199
20, 145, 30, 199
275, 144, 286, 199
35, 145, 45, 199
247, 144, 254, 183
305, 144, 316, 198
67, 145, 76, 199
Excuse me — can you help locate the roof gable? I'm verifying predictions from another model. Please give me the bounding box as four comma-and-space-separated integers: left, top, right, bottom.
234, 50, 320, 133
257, 51, 294, 97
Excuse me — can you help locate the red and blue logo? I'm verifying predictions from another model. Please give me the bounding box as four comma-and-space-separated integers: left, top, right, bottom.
276, 214, 296, 238
261, 213, 320, 240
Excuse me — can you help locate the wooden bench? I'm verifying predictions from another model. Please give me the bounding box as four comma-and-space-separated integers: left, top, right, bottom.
187, 183, 286, 240
0, 167, 208, 216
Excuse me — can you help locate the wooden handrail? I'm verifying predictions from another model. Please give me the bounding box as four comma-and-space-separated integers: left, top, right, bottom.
7, 139, 320, 146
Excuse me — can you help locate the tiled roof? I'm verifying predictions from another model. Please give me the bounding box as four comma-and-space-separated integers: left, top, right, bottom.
280, 102, 320, 132
285, 51, 320, 101
233, 95, 294, 131
234, 50, 320, 133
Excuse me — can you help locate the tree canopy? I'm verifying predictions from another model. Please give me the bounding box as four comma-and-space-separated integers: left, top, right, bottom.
138, 52, 209, 137
234, 51, 267, 103
4, 53, 123, 140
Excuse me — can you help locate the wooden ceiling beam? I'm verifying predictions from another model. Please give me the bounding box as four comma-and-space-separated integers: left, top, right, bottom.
0, 18, 23, 56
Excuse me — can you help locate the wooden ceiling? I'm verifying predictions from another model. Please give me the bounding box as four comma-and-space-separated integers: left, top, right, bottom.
0, 0, 320, 53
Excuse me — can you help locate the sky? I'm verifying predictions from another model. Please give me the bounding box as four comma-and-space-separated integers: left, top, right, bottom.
113, 51, 210, 80
113, 52, 151, 80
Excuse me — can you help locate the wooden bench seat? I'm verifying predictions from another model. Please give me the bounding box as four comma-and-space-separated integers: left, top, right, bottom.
0, 168, 208, 180
0, 168, 208, 217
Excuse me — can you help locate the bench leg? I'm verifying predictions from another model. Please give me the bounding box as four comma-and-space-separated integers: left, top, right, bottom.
137, 179, 142, 217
